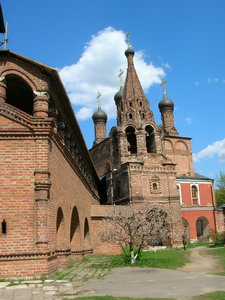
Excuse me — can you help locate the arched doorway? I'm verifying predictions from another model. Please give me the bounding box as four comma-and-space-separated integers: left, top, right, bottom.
5, 74, 33, 115
56, 207, 66, 250
196, 217, 209, 239
70, 206, 81, 251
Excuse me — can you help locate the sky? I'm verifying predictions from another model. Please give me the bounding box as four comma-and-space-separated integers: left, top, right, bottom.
1, 0, 225, 182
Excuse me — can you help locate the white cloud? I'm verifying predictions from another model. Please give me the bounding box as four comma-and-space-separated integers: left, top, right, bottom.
208, 77, 218, 83
58, 27, 165, 120
193, 138, 225, 163
184, 117, 192, 124
162, 62, 171, 69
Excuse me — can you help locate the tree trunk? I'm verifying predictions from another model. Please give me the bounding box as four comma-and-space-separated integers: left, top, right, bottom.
130, 250, 138, 264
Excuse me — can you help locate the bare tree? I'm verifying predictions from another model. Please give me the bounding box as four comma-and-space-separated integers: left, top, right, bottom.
100, 203, 173, 264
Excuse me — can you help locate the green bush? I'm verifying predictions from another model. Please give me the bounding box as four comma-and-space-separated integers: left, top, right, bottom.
210, 229, 225, 246
122, 245, 141, 263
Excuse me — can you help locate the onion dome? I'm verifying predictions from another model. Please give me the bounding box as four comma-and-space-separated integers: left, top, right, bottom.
158, 95, 174, 111
92, 107, 107, 123
125, 47, 135, 57
114, 86, 123, 104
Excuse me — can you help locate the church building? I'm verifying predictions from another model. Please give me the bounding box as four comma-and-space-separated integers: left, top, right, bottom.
90, 45, 218, 244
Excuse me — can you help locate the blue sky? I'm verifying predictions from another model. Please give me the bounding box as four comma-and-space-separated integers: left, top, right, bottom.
1, 0, 225, 182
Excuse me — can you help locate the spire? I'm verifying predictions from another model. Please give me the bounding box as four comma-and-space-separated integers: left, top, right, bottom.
123, 44, 145, 101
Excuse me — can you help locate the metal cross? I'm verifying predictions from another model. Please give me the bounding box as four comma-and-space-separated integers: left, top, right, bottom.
97, 91, 101, 108
161, 78, 167, 96
118, 69, 124, 87
126, 32, 130, 48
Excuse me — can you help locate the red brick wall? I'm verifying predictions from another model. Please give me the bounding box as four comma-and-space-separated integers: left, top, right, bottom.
182, 210, 215, 240
199, 184, 213, 206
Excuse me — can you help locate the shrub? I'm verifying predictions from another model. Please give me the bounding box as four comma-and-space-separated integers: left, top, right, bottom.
210, 229, 225, 246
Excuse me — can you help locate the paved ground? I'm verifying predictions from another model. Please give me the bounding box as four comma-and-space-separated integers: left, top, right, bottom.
0, 247, 224, 299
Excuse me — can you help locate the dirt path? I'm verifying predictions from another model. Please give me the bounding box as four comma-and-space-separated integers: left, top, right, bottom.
178, 246, 223, 274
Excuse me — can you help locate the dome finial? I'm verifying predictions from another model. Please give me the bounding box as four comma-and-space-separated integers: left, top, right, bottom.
161, 78, 167, 97
97, 91, 101, 108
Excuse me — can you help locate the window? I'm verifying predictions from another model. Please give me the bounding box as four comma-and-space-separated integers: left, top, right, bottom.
129, 113, 133, 120
145, 125, 156, 153
153, 183, 157, 190
1, 219, 6, 234
150, 176, 161, 194
191, 185, 199, 205
125, 126, 137, 154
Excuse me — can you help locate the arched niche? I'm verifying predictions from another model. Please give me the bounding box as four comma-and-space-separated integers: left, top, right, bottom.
145, 125, 156, 153
56, 207, 66, 250
84, 218, 90, 247
5, 74, 33, 115
125, 126, 137, 154
70, 206, 81, 250
182, 218, 190, 241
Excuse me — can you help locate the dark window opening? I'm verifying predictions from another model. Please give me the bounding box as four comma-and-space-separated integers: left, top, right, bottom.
153, 183, 157, 190
142, 113, 145, 119
140, 101, 142, 106
2, 219, 6, 234
129, 113, 133, 119
145, 125, 156, 153
125, 126, 137, 154
129, 102, 132, 107
6, 74, 33, 115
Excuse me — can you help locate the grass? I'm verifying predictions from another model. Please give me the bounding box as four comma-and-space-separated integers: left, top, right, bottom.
83, 248, 189, 271
205, 247, 225, 276
192, 291, 225, 299
69, 297, 174, 300
63, 291, 225, 300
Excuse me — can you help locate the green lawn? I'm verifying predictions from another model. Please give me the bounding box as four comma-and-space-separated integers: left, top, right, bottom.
65, 291, 225, 300
205, 248, 225, 275
83, 248, 189, 271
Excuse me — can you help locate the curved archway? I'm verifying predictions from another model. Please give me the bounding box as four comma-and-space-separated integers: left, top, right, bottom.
56, 207, 66, 250
145, 125, 156, 153
84, 218, 90, 248
196, 217, 209, 239
70, 206, 81, 251
125, 126, 137, 154
182, 218, 190, 241
5, 74, 33, 114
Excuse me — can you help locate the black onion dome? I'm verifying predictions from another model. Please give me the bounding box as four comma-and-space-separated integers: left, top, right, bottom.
92, 107, 107, 122
125, 47, 135, 57
114, 86, 123, 104
158, 95, 174, 111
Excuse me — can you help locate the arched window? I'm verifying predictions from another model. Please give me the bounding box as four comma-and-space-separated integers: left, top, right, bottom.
191, 185, 199, 205
6, 74, 33, 115
153, 183, 157, 190
129, 113, 133, 120
145, 125, 156, 153
1, 219, 6, 234
125, 126, 137, 154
